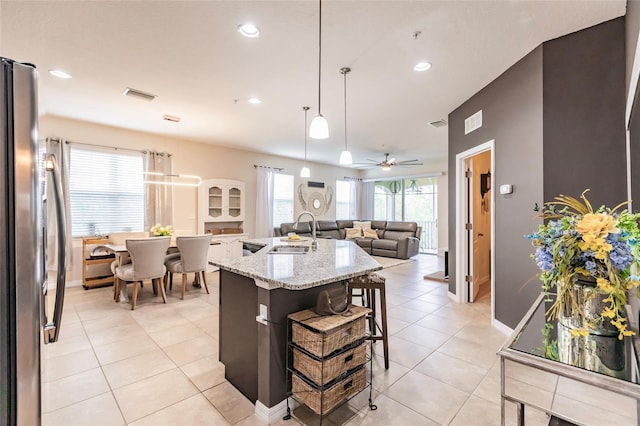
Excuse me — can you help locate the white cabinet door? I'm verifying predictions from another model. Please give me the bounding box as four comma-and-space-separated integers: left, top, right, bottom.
226, 184, 244, 221
199, 179, 245, 223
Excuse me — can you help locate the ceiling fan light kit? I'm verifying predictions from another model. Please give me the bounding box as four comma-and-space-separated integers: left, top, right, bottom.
309, 0, 329, 140
353, 152, 423, 170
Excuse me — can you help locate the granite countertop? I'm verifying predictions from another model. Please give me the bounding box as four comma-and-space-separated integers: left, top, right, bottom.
209, 237, 382, 290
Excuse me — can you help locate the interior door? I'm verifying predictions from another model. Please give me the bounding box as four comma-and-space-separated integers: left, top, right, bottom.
465, 158, 479, 302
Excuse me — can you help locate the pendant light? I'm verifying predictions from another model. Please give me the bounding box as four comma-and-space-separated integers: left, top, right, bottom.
339, 67, 352, 165
309, 0, 329, 139
301, 106, 311, 178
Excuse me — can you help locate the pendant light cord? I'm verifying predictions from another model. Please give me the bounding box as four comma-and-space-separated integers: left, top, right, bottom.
343, 69, 347, 150
317, 0, 322, 114
304, 106, 309, 164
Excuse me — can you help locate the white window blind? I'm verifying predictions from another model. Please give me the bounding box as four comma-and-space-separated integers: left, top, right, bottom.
273, 173, 294, 227
68, 146, 145, 237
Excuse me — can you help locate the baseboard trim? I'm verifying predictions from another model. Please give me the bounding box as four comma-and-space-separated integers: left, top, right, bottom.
255, 398, 298, 424
48, 279, 82, 290
492, 318, 513, 336
447, 290, 460, 303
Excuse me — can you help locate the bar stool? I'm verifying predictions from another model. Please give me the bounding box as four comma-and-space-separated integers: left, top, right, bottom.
348, 272, 389, 369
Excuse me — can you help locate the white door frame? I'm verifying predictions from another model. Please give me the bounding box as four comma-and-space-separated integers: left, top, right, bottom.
454, 140, 495, 321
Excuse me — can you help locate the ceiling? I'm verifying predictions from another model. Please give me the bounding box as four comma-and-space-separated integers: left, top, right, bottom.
0, 1, 626, 168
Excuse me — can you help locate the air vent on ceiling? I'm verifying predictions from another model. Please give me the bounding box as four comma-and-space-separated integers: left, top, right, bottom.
123, 87, 157, 102
428, 119, 448, 128
163, 114, 181, 123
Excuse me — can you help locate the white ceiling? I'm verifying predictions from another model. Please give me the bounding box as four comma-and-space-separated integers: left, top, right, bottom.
0, 1, 626, 168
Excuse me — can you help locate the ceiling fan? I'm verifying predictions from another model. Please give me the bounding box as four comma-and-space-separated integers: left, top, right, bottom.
353, 153, 423, 171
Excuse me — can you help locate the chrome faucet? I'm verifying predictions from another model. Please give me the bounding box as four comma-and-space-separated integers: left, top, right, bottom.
294, 210, 317, 251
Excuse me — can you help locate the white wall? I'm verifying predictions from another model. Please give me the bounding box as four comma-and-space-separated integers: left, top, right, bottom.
40, 115, 364, 283
41, 115, 450, 282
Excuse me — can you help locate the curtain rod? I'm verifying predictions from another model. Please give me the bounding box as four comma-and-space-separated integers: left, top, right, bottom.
253, 164, 284, 171
342, 176, 362, 181
47, 137, 172, 157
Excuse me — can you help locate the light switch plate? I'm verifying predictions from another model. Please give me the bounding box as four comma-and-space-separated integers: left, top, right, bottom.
500, 184, 513, 195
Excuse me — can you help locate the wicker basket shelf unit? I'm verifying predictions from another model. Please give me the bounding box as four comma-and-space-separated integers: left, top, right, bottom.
284, 304, 378, 423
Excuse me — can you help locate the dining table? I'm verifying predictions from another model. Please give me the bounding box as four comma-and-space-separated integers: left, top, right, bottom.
104, 238, 222, 302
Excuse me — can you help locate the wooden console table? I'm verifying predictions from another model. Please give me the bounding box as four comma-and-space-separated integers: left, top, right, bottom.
498, 293, 640, 425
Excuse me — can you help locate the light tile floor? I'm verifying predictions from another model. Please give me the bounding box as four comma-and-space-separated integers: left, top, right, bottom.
42, 255, 551, 425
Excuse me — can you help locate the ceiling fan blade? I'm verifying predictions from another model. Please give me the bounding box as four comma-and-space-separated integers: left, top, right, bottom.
388, 158, 396, 164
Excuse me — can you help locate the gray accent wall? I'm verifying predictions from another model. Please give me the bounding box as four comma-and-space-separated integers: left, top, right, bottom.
543, 18, 626, 208
628, 1, 640, 208
448, 47, 544, 328
448, 18, 626, 329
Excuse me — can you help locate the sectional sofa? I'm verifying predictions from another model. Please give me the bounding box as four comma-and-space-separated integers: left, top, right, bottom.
274, 220, 421, 259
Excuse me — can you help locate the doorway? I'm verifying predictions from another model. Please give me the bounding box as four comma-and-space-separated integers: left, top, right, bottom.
455, 141, 495, 318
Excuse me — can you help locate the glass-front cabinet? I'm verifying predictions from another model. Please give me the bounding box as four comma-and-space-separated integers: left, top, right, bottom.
198, 179, 247, 262
200, 179, 245, 222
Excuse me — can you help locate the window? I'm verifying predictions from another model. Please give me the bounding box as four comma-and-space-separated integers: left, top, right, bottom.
68, 146, 145, 237
374, 177, 438, 253
336, 180, 355, 219
272, 173, 294, 227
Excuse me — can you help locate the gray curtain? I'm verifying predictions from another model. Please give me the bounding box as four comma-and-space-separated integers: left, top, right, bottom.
45, 138, 73, 270
144, 151, 173, 230
361, 181, 375, 220
255, 167, 274, 237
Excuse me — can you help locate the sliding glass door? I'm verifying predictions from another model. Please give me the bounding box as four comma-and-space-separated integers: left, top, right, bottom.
374, 177, 438, 254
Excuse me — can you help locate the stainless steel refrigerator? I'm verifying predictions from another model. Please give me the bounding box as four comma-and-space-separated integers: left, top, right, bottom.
1, 57, 68, 426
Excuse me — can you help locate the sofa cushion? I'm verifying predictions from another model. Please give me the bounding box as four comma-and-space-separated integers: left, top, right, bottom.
371, 220, 387, 230
336, 220, 354, 230
383, 230, 416, 241
355, 238, 373, 249
385, 221, 417, 234
315, 220, 341, 238
372, 239, 397, 251
316, 220, 339, 231
363, 228, 378, 239
345, 228, 362, 239
280, 222, 312, 236
353, 220, 372, 230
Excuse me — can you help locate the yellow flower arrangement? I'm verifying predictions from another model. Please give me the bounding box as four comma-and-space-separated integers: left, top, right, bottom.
150, 223, 173, 236
526, 190, 640, 340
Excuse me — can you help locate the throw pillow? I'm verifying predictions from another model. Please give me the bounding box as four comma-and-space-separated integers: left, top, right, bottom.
363, 228, 378, 239
345, 227, 362, 239
353, 220, 372, 231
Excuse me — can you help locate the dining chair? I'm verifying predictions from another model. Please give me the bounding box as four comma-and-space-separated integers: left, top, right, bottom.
114, 236, 171, 310
164, 235, 211, 299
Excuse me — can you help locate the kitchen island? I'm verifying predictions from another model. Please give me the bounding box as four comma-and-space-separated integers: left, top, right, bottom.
210, 237, 381, 423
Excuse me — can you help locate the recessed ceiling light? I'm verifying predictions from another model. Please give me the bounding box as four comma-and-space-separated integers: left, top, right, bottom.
238, 23, 260, 38
413, 62, 432, 72
248, 97, 262, 104
49, 69, 72, 79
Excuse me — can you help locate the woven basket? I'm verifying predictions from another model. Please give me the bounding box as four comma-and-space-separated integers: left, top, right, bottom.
292, 367, 367, 415
292, 316, 365, 358
294, 341, 366, 385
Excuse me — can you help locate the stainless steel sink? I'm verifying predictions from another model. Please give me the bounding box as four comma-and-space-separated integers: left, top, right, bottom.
267, 245, 309, 254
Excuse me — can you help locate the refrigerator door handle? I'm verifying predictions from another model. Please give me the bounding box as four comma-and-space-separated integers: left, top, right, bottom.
43, 153, 67, 344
